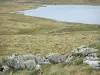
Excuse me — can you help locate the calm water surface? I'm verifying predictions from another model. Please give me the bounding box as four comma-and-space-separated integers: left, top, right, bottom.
18, 5, 100, 24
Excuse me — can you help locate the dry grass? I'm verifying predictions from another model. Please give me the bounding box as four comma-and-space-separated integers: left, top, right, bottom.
0, 31, 100, 56
1, 0, 100, 5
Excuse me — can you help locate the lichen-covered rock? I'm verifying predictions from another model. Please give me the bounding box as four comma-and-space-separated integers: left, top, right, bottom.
46, 53, 67, 64
35, 55, 51, 64
84, 53, 100, 61
83, 59, 100, 69
72, 46, 98, 56
6, 54, 25, 70
24, 60, 36, 70
22, 54, 35, 61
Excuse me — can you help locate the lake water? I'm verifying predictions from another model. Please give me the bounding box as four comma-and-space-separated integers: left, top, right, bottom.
18, 5, 100, 24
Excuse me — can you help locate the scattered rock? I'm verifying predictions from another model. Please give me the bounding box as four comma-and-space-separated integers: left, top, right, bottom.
72, 46, 98, 56
22, 54, 35, 61
83, 59, 100, 69
64, 55, 74, 64
46, 53, 67, 64
84, 53, 100, 61
84, 56, 100, 61
24, 60, 36, 70
35, 55, 51, 64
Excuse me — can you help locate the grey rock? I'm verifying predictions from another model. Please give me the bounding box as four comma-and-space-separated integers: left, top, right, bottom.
72, 46, 98, 56
2, 65, 9, 72
46, 53, 67, 64
35, 64, 41, 70
24, 60, 36, 70
43, 59, 51, 64
6, 54, 25, 70
84, 53, 100, 61
22, 54, 35, 61
35, 55, 45, 63
84, 56, 100, 61
64, 55, 74, 64
35, 55, 51, 64
83, 59, 100, 69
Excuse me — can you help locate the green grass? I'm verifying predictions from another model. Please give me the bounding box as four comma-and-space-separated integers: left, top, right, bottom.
0, 2, 100, 75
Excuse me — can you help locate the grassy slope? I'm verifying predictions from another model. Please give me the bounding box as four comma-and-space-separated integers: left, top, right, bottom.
1, 0, 100, 4
0, 2, 100, 75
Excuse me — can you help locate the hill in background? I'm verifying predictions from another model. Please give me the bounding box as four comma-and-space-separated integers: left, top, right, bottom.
1, 0, 100, 4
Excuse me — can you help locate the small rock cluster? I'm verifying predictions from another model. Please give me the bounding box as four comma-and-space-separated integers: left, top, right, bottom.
0, 45, 100, 73
72, 45, 100, 69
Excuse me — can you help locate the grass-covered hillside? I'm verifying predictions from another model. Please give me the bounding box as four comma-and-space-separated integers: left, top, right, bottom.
1, 0, 100, 5
0, 2, 100, 75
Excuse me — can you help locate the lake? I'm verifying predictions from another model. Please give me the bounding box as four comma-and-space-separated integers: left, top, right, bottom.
17, 5, 100, 24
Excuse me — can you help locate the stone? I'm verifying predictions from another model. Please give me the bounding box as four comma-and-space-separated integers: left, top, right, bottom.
83, 59, 100, 69
35, 64, 41, 70
43, 59, 51, 64
72, 46, 98, 56
46, 53, 67, 64
24, 60, 36, 70
84, 56, 100, 61
64, 55, 73, 64
35, 55, 51, 64
84, 53, 100, 61
22, 54, 35, 61
6, 54, 25, 70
